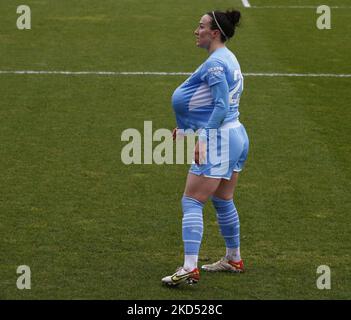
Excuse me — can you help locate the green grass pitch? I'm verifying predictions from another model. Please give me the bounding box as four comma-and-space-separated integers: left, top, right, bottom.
0, 0, 350, 299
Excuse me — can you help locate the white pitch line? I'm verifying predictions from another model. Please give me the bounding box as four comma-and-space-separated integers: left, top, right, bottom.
0, 70, 351, 78
250, 6, 351, 9
241, 0, 251, 8
245, 73, 351, 78
0, 70, 191, 76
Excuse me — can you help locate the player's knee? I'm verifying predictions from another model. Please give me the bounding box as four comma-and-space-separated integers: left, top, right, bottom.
183, 193, 208, 204
212, 198, 233, 208
212, 192, 233, 201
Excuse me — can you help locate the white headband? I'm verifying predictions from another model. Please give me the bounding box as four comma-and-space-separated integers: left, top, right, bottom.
212, 11, 228, 41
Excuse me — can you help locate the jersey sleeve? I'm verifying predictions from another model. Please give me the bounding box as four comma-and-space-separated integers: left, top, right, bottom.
198, 59, 229, 131
204, 80, 229, 129
200, 59, 226, 87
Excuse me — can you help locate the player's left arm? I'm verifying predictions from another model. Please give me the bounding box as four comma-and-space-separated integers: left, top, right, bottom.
206, 80, 229, 129
201, 59, 229, 130
195, 60, 229, 164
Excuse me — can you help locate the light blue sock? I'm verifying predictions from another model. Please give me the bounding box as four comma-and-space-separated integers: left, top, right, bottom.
212, 196, 240, 252
181, 196, 204, 256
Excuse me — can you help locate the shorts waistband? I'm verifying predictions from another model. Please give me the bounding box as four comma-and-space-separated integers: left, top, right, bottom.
220, 120, 242, 129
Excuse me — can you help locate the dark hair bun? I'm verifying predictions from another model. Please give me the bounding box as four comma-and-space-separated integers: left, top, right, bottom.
225, 10, 241, 27
207, 8, 241, 42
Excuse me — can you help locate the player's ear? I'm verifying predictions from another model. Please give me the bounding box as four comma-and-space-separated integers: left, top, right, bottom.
212, 29, 220, 39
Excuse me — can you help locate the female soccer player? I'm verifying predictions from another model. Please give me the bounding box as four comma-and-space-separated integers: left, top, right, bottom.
162, 9, 249, 286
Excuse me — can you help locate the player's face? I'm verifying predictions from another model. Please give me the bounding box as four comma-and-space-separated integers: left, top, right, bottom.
194, 15, 218, 49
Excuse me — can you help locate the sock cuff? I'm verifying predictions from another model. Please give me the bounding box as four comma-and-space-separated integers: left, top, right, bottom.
211, 196, 233, 204
182, 195, 204, 207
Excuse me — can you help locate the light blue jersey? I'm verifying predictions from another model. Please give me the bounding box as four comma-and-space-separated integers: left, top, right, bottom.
171, 46, 249, 180
172, 46, 243, 131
